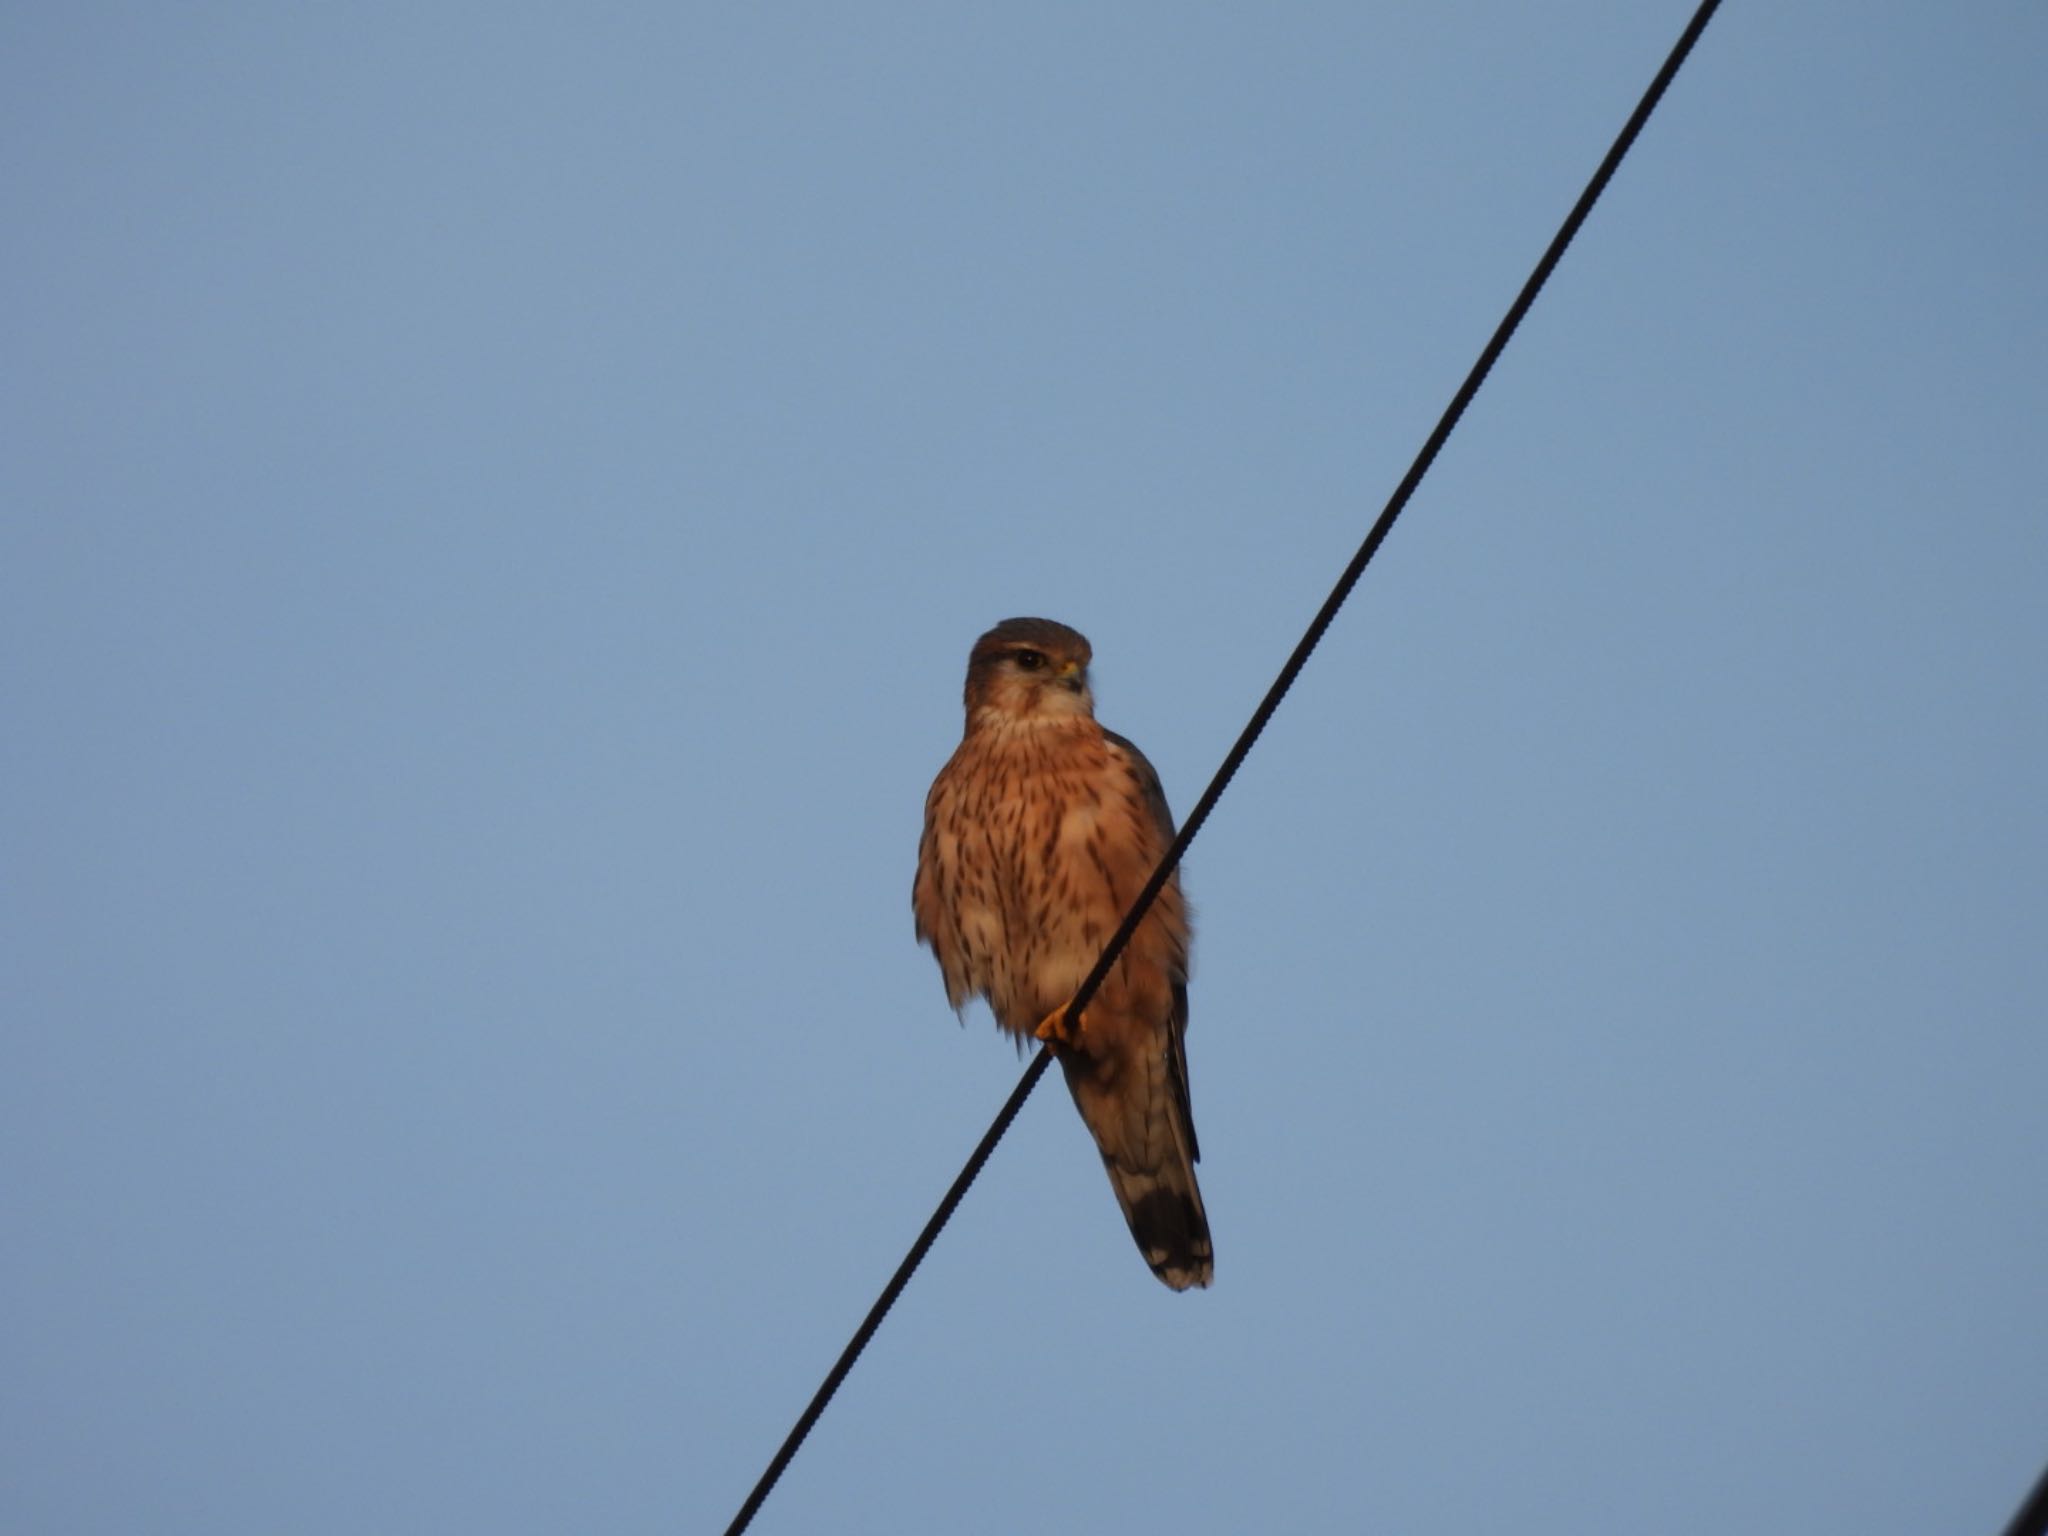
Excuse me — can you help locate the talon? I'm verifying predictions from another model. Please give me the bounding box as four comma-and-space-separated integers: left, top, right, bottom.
1034, 1001, 1088, 1051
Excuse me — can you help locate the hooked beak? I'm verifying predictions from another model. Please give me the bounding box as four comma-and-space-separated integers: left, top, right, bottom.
1056, 658, 1087, 694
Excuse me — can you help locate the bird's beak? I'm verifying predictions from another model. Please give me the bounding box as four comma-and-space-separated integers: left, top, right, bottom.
1057, 659, 1086, 694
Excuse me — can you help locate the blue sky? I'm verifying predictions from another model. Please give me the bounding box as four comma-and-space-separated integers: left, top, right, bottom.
5, 4, 2045, 1532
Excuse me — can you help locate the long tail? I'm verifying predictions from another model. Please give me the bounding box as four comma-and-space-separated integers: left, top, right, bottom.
1061, 1032, 1213, 1290
1104, 1137, 1211, 1290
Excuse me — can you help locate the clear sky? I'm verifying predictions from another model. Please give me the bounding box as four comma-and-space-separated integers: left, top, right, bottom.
5, 4, 2045, 1533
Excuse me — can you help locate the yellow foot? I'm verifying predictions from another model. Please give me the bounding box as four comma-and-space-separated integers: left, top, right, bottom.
1034, 1001, 1090, 1051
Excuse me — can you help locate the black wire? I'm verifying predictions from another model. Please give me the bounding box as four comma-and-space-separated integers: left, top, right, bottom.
717, 1051, 1051, 1536
722, 3, 1722, 1530
1057, 0, 1722, 1039
2000, 1459, 2048, 1536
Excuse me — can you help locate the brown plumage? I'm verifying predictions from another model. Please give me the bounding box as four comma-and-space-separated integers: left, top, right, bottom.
913, 618, 1212, 1290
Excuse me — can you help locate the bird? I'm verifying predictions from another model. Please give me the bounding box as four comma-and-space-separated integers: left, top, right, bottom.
913, 617, 1212, 1289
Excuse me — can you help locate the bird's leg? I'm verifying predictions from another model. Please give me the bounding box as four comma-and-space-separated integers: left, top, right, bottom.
1034, 1000, 1090, 1052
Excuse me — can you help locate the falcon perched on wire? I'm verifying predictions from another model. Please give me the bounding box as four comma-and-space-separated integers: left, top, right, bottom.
914, 618, 1212, 1289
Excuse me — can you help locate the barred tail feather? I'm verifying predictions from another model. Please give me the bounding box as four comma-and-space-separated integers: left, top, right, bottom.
1061, 1033, 1213, 1290
1107, 1147, 1212, 1291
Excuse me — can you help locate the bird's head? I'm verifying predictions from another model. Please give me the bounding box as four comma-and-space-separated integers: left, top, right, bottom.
962, 617, 1095, 726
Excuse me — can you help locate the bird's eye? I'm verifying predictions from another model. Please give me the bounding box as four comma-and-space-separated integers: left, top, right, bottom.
1013, 649, 1047, 671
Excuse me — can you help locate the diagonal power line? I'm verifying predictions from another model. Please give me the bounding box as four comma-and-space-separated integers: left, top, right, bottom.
1999, 1458, 2048, 1536
722, 3, 1723, 1530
